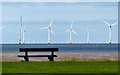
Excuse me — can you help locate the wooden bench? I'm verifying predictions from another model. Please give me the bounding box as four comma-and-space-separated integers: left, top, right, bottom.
17, 48, 58, 61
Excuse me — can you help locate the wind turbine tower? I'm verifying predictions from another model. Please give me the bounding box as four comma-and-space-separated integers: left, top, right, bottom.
86, 28, 90, 44
22, 26, 25, 44
86, 28, 94, 44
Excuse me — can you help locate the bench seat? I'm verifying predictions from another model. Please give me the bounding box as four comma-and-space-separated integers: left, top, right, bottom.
18, 55, 57, 57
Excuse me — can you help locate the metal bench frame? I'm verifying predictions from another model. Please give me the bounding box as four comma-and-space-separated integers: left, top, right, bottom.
18, 48, 58, 61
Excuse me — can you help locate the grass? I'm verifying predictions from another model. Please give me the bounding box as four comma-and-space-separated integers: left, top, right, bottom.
2, 61, 118, 73
0, 62, 2, 74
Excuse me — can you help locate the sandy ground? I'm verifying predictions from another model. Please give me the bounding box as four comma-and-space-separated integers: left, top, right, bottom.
1, 53, 118, 62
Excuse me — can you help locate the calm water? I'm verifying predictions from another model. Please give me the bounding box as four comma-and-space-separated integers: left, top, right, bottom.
1, 43, 118, 54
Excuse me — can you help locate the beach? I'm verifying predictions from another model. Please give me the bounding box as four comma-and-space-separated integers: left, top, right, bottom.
1, 44, 118, 62
1, 53, 118, 62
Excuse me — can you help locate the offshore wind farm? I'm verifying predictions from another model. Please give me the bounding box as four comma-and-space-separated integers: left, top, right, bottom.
15, 16, 117, 44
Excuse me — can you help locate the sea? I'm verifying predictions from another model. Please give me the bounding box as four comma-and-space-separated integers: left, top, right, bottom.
1, 43, 118, 54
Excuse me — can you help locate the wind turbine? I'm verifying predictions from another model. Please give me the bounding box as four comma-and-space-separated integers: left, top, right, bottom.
19, 16, 25, 44
86, 28, 94, 44
103, 20, 118, 44
18, 16, 22, 44
40, 20, 55, 44
66, 22, 77, 44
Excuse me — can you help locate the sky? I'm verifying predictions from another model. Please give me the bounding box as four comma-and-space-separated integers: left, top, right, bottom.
1, 0, 120, 2
1, 2, 118, 44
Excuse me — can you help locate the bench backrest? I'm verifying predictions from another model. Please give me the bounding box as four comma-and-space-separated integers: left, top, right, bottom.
19, 48, 58, 52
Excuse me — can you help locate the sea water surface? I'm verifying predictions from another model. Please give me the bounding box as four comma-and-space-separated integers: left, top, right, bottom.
1, 43, 118, 54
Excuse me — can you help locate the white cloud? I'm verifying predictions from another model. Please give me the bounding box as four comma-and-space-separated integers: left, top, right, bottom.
2, 0, 120, 2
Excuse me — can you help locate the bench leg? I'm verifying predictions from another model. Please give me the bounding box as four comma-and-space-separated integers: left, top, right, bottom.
24, 51, 29, 61
48, 56, 54, 61
24, 57, 29, 61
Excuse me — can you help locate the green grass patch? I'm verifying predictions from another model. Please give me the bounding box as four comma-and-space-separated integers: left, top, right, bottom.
2, 61, 118, 73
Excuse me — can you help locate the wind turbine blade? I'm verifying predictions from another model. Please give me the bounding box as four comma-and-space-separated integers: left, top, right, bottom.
72, 30, 77, 35
65, 29, 70, 32
103, 20, 110, 26
70, 21, 73, 28
40, 27, 48, 29
50, 30, 55, 36
112, 22, 118, 26
49, 20, 53, 27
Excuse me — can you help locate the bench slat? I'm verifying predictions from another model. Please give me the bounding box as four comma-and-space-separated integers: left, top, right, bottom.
19, 48, 58, 52
18, 55, 57, 57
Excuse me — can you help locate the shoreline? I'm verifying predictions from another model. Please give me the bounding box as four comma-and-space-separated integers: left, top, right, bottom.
1, 52, 118, 62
